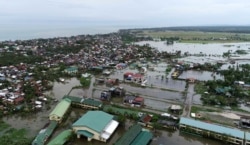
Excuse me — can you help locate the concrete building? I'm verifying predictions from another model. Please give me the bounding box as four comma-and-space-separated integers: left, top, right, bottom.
179, 117, 250, 145
63, 95, 102, 110
72, 111, 119, 142
49, 98, 71, 123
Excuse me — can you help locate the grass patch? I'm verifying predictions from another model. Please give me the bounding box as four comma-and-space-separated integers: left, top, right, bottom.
194, 82, 207, 94
0, 120, 10, 131
0, 122, 31, 145
191, 106, 219, 114
138, 30, 250, 43
231, 106, 250, 113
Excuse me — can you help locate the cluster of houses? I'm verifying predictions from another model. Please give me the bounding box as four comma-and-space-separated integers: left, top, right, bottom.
0, 32, 161, 117
0, 64, 50, 115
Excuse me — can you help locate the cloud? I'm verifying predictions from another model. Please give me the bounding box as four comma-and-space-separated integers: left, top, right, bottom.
0, 0, 250, 27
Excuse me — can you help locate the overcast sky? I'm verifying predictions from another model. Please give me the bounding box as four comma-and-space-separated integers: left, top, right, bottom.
0, 0, 250, 40
1, 0, 250, 27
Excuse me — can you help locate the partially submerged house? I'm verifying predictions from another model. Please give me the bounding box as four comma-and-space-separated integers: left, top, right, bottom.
124, 95, 144, 107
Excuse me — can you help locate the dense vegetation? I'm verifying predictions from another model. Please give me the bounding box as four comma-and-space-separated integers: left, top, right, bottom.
0, 52, 43, 66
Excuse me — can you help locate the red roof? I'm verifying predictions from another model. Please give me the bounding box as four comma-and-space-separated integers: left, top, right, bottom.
124, 72, 134, 76
134, 97, 144, 102
133, 73, 143, 78
142, 114, 152, 123
14, 96, 24, 103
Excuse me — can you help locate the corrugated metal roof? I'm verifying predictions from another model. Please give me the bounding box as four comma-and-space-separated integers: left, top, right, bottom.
115, 124, 142, 145
63, 95, 102, 107
49, 98, 71, 118
180, 117, 244, 139
72, 111, 113, 133
32, 121, 58, 145
245, 132, 250, 140
131, 131, 153, 145
47, 129, 72, 145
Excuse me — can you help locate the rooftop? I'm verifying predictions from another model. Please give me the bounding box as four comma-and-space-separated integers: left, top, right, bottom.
180, 117, 245, 139
49, 98, 71, 118
72, 111, 114, 133
63, 95, 102, 108
47, 129, 72, 145
115, 124, 153, 145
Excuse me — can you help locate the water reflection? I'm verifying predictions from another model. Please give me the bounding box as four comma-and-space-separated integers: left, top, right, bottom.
179, 70, 224, 81
136, 41, 250, 57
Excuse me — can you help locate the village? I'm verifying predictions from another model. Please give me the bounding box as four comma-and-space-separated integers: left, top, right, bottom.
1, 31, 250, 145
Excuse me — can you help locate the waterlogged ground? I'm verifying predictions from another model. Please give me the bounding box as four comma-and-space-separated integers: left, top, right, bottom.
4, 41, 248, 145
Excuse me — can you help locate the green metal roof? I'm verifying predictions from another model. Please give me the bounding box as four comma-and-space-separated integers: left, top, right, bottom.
65, 66, 78, 72
47, 129, 72, 145
77, 130, 94, 138
63, 95, 102, 107
32, 121, 58, 145
115, 124, 142, 145
180, 117, 245, 139
72, 111, 114, 133
131, 131, 153, 145
49, 98, 71, 118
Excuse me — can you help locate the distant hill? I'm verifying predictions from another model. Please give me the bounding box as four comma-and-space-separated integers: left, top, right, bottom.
120, 26, 250, 33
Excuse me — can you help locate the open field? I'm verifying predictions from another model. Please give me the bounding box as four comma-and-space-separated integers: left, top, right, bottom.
136, 30, 250, 43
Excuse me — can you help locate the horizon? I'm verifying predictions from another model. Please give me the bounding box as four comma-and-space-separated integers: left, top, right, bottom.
1, 25, 250, 41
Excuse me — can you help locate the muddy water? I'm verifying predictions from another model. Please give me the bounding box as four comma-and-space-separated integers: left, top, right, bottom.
3, 75, 222, 145
136, 41, 250, 56
152, 130, 223, 145
3, 104, 55, 138
179, 70, 224, 81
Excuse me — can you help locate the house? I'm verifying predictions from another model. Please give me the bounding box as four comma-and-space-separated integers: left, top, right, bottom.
124, 72, 134, 80
138, 114, 152, 127
72, 111, 119, 142
106, 78, 119, 86
49, 98, 71, 123
100, 91, 111, 101
115, 124, 153, 145
109, 87, 126, 97
124, 95, 144, 107
133, 96, 144, 106
14, 96, 24, 105
170, 104, 182, 114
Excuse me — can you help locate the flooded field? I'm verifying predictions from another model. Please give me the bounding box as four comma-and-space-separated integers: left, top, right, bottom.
179, 70, 224, 81
136, 41, 250, 56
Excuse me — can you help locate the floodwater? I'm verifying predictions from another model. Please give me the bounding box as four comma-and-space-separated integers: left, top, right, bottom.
3, 69, 222, 145
3, 103, 56, 138
136, 41, 250, 56
179, 70, 224, 81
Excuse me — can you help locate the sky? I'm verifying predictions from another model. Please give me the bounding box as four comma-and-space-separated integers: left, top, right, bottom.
0, 0, 250, 40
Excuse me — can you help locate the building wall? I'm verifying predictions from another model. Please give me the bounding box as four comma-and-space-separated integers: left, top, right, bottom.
73, 126, 104, 142
179, 124, 244, 145
49, 114, 62, 123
